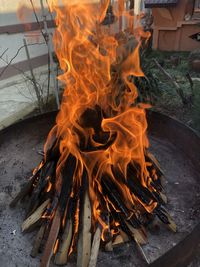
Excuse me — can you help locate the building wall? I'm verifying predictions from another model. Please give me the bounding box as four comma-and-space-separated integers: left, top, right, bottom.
153, 0, 189, 26
0, 2, 58, 118
0, 4, 54, 81
152, 0, 200, 51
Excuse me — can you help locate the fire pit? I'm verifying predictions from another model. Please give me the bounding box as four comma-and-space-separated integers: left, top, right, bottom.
1, 1, 200, 266
3, 3, 179, 266
0, 111, 199, 267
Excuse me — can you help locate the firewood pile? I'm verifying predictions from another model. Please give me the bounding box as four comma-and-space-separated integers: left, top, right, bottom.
10, 1, 176, 267
10, 106, 176, 267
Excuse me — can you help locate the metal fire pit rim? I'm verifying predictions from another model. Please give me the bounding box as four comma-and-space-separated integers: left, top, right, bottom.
147, 110, 200, 139
1, 109, 200, 139
0, 110, 58, 137
1, 110, 200, 267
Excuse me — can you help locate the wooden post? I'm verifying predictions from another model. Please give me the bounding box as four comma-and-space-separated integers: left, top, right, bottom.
40, 0, 60, 109
134, 0, 142, 15
128, 0, 134, 32
23, 38, 44, 112
134, 0, 142, 29
118, 0, 124, 31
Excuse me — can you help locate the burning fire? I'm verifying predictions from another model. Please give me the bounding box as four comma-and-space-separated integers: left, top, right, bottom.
11, 1, 176, 266
46, 0, 154, 227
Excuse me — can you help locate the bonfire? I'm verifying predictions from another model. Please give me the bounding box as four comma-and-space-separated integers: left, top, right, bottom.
11, 1, 176, 266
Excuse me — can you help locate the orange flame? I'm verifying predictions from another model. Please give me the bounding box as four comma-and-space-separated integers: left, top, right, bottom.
46, 0, 156, 234
46, 178, 52, 192
53, 238, 59, 254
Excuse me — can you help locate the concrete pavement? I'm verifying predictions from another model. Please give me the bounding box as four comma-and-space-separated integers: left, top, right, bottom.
0, 65, 57, 130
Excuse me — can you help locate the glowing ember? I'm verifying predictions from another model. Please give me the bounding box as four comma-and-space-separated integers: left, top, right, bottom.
11, 1, 176, 266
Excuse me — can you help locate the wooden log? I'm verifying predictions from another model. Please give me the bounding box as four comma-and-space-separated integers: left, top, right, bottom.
146, 151, 164, 177
124, 223, 149, 264
77, 191, 92, 267
159, 192, 167, 204
125, 222, 147, 245
10, 162, 45, 208
22, 199, 50, 232
134, 238, 150, 265
26, 161, 55, 217
105, 240, 113, 252
155, 207, 177, 232
31, 222, 46, 258
10, 177, 36, 208
120, 229, 129, 242
166, 214, 177, 233
88, 226, 102, 267
40, 208, 61, 267
112, 230, 129, 247
54, 219, 73, 265
112, 234, 124, 247
37, 150, 45, 156
169, 222, 177, 233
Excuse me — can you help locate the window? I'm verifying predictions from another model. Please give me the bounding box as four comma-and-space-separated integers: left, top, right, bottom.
193, 0, 200, 19
144, 0, 178, 8
194, 0, 200, 12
